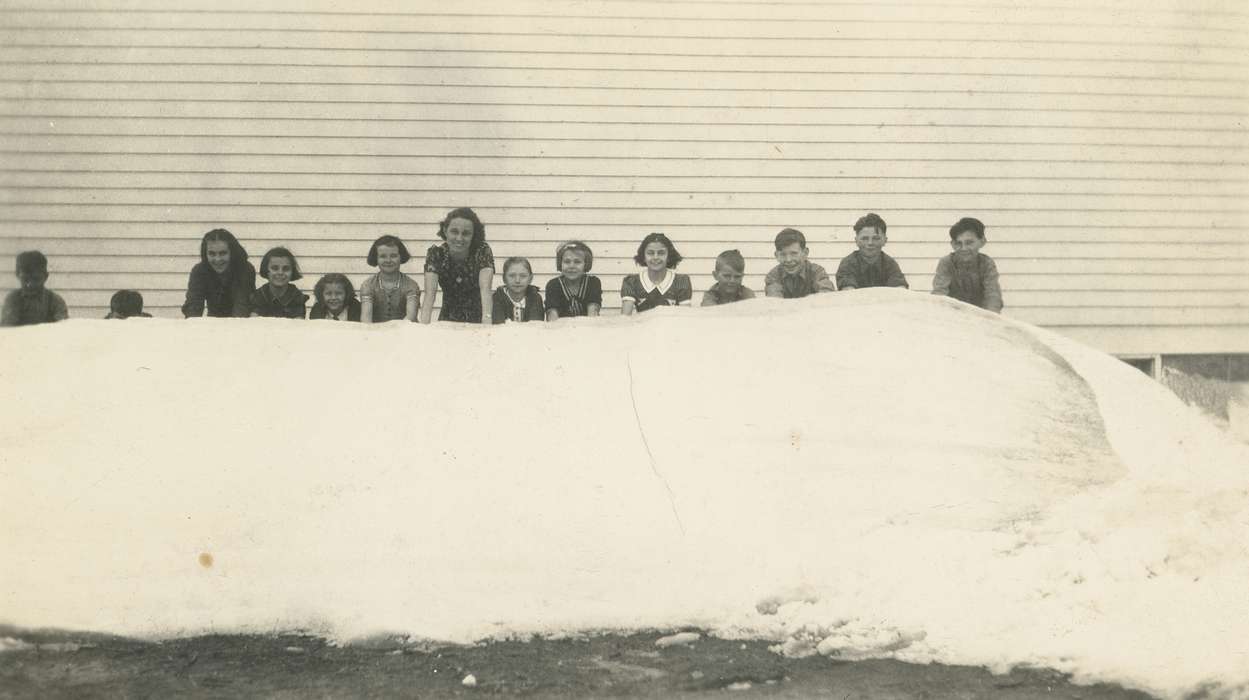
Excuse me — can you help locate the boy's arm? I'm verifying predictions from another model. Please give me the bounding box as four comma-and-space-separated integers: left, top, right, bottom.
700, 290, 717, 306
811, 263, 837, 293
1, 291, 18, 326
763, 266, 784, 297
982, 256, 1004, 313
931, 256, 953, 296
885, 257, 908, 288
834, 256, 857, 290
50, 291, 69, 320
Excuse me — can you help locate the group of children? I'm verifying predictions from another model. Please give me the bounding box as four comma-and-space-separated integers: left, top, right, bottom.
1, 210, 1004, 327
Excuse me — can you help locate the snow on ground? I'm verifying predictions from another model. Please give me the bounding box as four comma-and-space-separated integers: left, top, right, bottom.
1, 289, 1246, 699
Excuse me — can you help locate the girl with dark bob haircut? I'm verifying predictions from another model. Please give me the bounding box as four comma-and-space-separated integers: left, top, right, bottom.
621, 232, 693, 315
366, 234, 411, 266
632, 232, 683, 268
258, 246, 303, 282
249, 246, 308, 318
181, 227, 257, 318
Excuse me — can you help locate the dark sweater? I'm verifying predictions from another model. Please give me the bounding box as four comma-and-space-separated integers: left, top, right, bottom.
492, 286, 545, 323
181, 261, 257, 318
249, 283, 308, 319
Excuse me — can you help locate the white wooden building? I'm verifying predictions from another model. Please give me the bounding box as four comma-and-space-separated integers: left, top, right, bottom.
1, 0, 1246, 357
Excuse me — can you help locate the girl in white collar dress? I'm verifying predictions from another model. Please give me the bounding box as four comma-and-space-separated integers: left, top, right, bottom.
620, 232, 693, 315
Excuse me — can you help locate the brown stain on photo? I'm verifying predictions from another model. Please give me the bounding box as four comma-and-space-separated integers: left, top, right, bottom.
198, 553, 214, 569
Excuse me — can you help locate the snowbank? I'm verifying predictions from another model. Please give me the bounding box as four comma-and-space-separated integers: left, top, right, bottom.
2, 290, 1246, 698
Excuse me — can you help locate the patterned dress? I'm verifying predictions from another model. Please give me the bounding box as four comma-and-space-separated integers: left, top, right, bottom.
425, 242, 496, 323
359, 272, 420, 322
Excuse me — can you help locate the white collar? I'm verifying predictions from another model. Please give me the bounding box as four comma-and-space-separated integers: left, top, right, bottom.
638, 269, 674, 294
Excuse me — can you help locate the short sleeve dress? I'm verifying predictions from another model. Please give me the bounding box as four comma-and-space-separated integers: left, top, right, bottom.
358, 272, 420, 322
543, 275, 603, 318
425, 242, 496, 323
620, 269, 693, 312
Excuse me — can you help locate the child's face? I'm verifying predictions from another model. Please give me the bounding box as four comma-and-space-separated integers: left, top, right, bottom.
560, 251, 587, 280
775, 242, 808, 272
445, 218, 475, 254
322, 282, 347, 313
642, 242, 669, 272
17, 268, 47, 295
205, 240, 231, 274
713, 262, 744, 290
503, 264, 532, 294
951, 230, 985, 259
267, 256, 293, 288
855, 227, 886, 260
376, 244, 402, 273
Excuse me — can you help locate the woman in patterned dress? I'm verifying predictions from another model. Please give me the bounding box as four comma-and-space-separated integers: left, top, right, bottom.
419, 207, 496, 324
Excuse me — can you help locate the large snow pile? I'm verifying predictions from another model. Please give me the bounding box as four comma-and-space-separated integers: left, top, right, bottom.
2, 290, 1247, 698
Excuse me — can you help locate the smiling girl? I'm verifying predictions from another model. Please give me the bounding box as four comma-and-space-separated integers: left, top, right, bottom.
620, 232, 693, 315
420, 207, 495, 324
181, 228, 256, 318
249, 246, 308, 319
310, 273, 362, 321
360, 235, 420, 323
544, 240, 602, 321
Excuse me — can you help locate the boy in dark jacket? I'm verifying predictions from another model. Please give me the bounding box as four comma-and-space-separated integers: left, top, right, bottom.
931, 217, 1004, 313
105, 289, 152, 319
2, 251, 69, 327
836, 213, 908, 290
764, 229, 836, 298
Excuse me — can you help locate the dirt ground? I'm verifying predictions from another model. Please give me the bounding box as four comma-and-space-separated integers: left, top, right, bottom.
0, 628, 1158, 699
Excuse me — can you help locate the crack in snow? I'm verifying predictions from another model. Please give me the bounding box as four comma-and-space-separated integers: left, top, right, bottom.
626, 354, 685, 535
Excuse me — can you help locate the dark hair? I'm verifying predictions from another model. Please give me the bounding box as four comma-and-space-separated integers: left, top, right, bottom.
259, 246, 302, 281
15, 250, 48, 275
774, 228, 806, 251
108, 289, 145, 318
849, 212, 889, 236
949, 217, 986, 241
555, 240, 594, 272
501, 256, 533, 278
715, 249, 746, 273
367, 235, 411, 266
199, 228, 249, 268
633, 232, 683, 268
313, 273, 357, 305
854, 213, 887, 236
438, 207, 486, 251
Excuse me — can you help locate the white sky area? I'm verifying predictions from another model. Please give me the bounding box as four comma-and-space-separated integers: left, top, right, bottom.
2, 290, 1247, 699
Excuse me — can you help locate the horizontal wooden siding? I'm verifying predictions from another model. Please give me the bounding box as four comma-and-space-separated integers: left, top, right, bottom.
0, 0, 1246, 352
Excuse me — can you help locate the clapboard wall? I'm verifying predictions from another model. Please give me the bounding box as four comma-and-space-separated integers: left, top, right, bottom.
0, 0, 1246, 354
